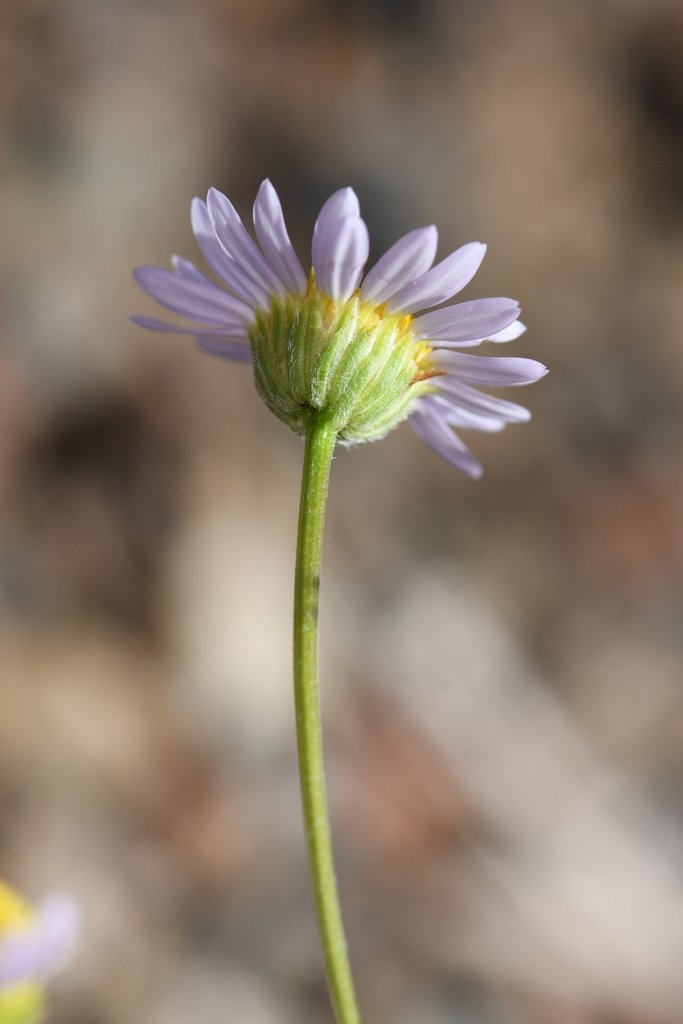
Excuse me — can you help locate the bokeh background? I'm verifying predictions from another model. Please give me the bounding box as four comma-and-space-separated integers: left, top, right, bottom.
1, 1, 683, 1021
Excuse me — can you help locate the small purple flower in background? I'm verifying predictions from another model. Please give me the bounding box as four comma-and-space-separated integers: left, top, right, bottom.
0, 882, 79, 1023
132, 181, 547, 477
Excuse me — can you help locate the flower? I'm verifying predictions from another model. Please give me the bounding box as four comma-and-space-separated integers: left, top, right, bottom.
133, 181, 547, 476
0, 881, 79, 1024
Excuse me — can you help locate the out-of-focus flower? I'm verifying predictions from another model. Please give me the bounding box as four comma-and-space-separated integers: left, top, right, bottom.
0, 881, 79, 1024
133, 182, 547, 476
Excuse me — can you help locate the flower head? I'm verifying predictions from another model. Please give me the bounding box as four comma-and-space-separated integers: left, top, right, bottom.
0, 881, 79, 1024
133, 181, 547, 476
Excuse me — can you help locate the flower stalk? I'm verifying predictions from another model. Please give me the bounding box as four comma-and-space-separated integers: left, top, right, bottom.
293, 415, 361, 1024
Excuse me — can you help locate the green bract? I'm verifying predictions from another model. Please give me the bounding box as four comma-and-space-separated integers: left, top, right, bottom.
249, 281, 435, 442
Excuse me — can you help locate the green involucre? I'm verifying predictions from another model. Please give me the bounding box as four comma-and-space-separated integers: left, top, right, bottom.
249, 285, 434, 442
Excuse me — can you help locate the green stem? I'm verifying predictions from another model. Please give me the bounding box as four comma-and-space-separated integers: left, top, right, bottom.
293, 415, 362, 1024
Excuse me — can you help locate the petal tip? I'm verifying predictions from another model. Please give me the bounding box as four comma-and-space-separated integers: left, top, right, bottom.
190, 196, 211, 232
340, 185, 359, 204
326, 186, 360, 218
256, 178, 275, 201
206, 187, 231, 218
132, 265, 152, 286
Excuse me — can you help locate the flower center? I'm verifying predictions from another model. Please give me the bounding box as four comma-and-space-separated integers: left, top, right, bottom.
248, 277, 435, 443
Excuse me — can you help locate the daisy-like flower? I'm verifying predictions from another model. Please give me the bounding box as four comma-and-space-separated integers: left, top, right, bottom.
133, 181, 546, 477
0, 881, 79, 1024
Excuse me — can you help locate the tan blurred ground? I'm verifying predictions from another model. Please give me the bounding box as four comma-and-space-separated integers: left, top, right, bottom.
1, 1, 683, 1022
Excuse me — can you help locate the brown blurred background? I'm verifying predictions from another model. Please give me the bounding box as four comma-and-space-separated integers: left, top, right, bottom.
1, 1, 683, 1022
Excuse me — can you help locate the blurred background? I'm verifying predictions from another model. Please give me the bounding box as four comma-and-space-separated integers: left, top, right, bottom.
1, 0, 683, 1021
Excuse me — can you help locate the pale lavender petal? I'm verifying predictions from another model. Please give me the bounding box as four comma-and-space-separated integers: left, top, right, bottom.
361, 226, 438, 304
432, 352, 548, 387
420, 394, 505, 433
434, 378, 531, 423
311, 188, 359, 284
253, 180, 307, 294
130, 315, 249, 337
432, 317, 527, 349
207, 188, 285, 301
191, 198, 267, 307
413, 298, 520, 345
312, 188, 369, 301
170, 255, 207, 280
133, 266, 253, 326
0, 895, 79, 988
315, 215, 369, 302
165, 261, 253, 321
195, 337, 253, 362
488, 319, 527, 343
386, 241, 486, 314
312, 188, 360, 244
409, 406, 483, 478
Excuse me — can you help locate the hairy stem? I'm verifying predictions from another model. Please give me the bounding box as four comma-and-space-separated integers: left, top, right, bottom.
293, 415, 362, 1024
